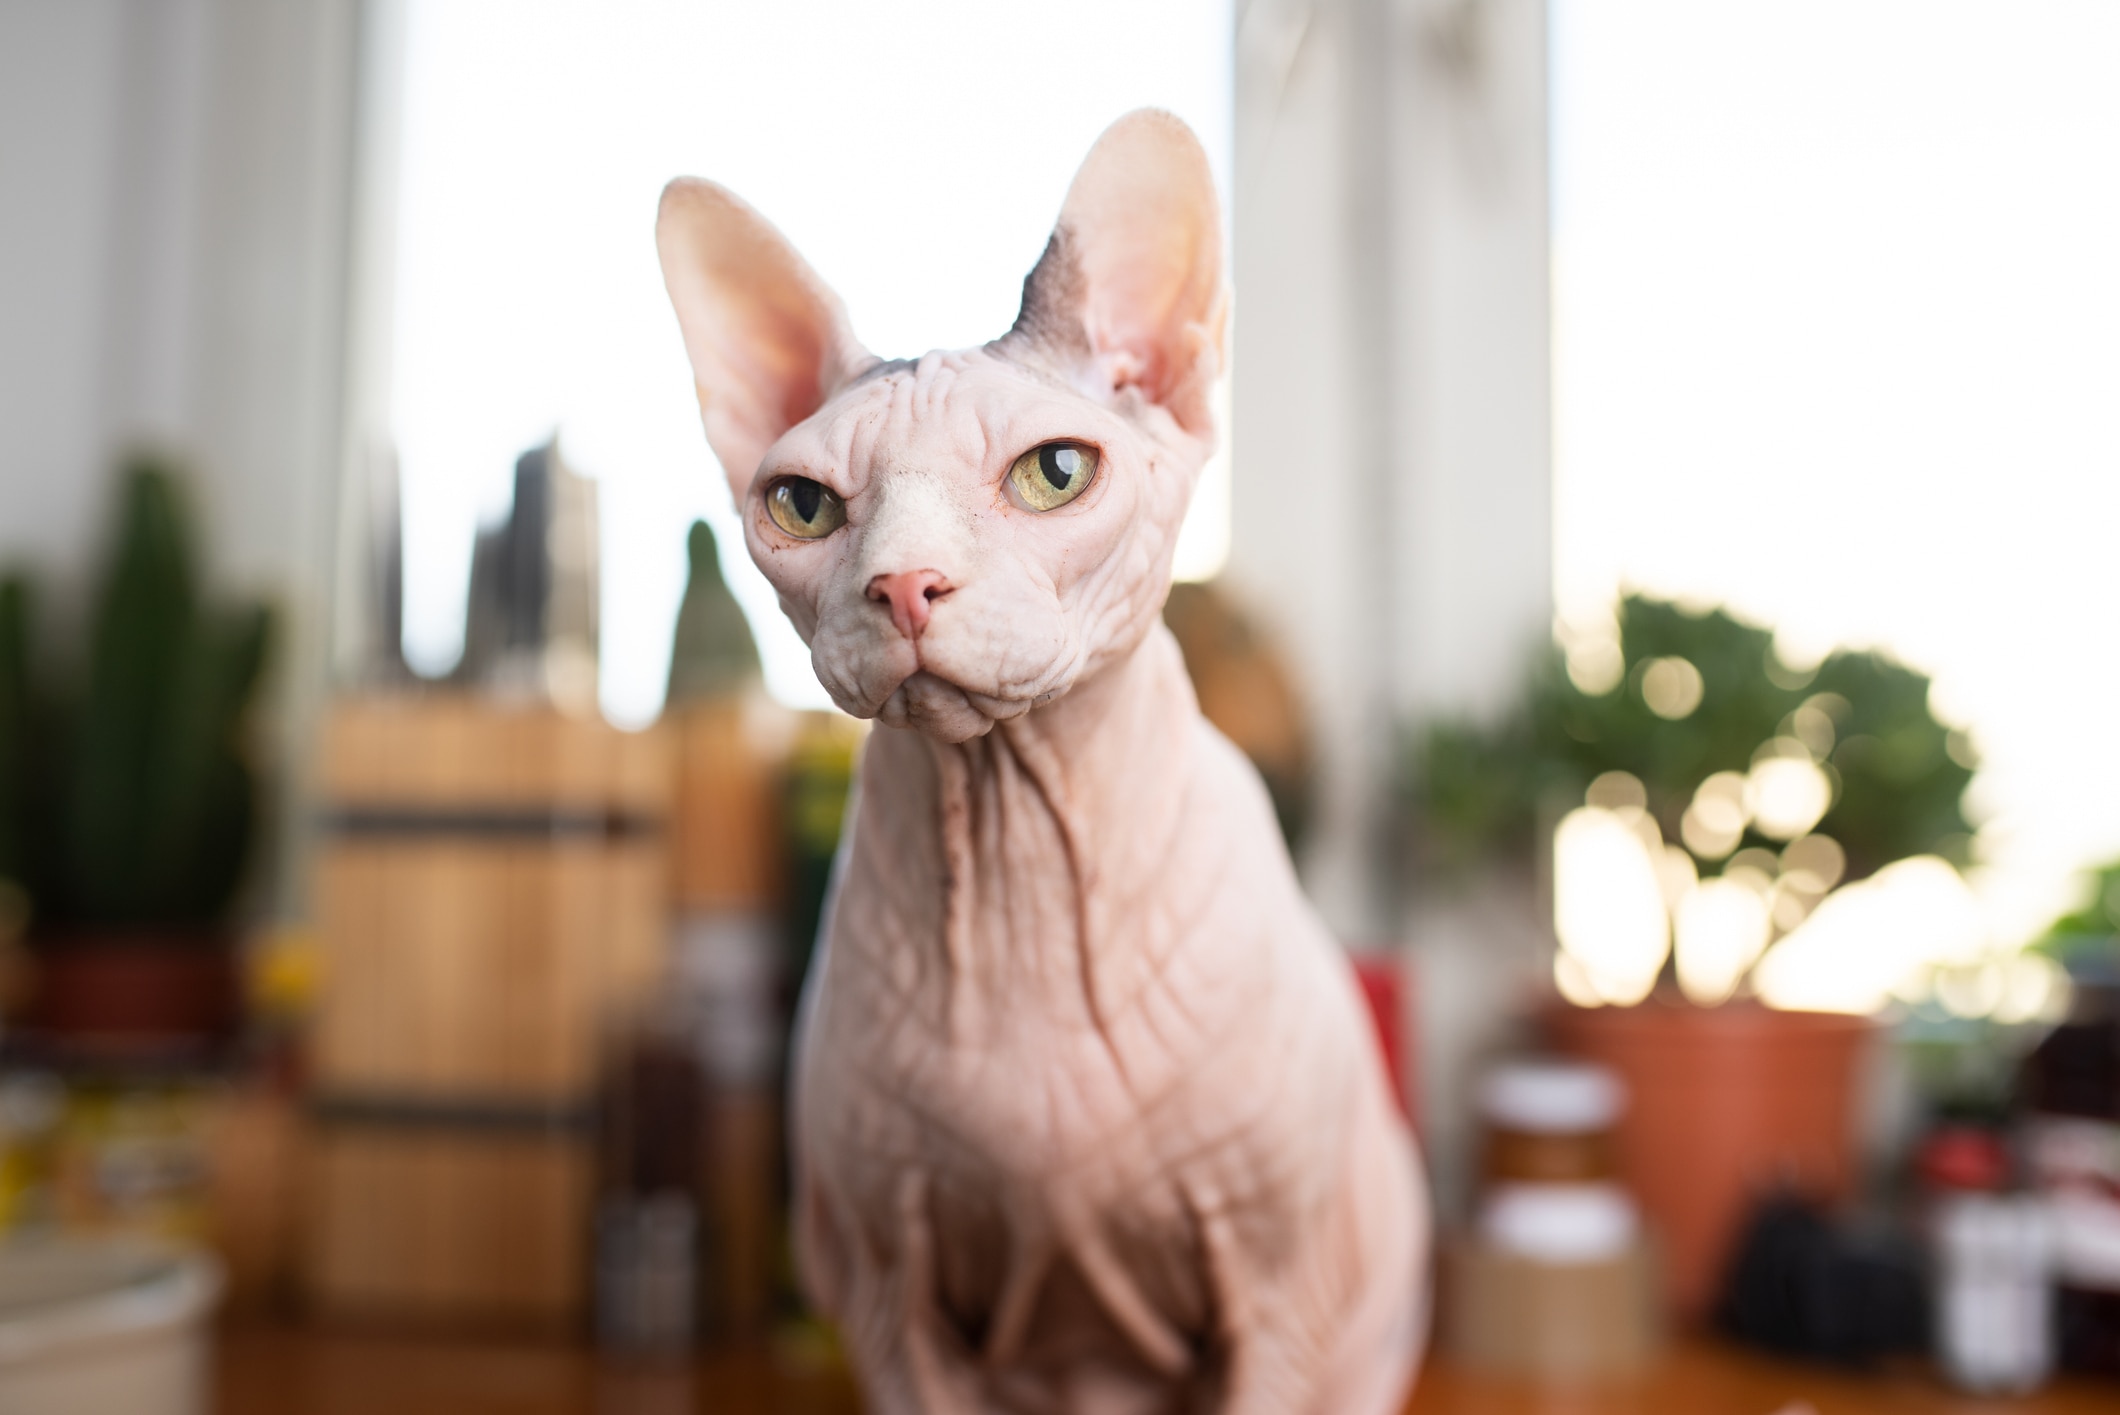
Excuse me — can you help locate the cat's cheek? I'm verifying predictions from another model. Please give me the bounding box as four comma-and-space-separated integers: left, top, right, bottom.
777, 592, 820, 644
817, 667, 882, 723
808, 636, 896, 721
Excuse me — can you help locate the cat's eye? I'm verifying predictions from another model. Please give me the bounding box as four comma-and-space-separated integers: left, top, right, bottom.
1008, 442, 1099, 512
764, 477, 846, 539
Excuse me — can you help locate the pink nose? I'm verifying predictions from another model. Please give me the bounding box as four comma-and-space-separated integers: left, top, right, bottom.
866, 569, 952, 640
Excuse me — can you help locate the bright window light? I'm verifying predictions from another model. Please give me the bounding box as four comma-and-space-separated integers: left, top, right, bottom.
1553, 0, 2120, 947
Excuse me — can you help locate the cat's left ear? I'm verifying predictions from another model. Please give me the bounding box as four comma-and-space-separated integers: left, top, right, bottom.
657, 179, 873, 501
1007, 110, 1227, 434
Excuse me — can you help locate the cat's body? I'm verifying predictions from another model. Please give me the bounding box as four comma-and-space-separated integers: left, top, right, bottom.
659, 112, 1425, 1415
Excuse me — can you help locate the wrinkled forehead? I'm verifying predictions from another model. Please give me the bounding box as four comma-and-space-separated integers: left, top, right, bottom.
764, 348, 1114, 486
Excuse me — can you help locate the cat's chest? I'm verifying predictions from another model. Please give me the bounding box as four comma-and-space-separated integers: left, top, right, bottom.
806, 822, 1294, 1181
800, 702, 1320, 1174
827, 760, 1265, 1061
800, 954, 1292, 1257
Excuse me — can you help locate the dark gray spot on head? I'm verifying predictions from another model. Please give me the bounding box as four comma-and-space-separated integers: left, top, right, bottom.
998, 228, 1087, 358
847, 357, 920, 388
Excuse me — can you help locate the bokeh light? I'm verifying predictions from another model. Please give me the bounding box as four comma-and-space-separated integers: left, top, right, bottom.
1779, 833, 1847, 893
1751, 855, 1981, 1014
1565, 636, 1626, 697
1585, 769, 1648, 813
1554, 760, 2060, 1020
1640, 655, 1704, 720
1674, 876, 1774, 1006
1679, 771, 1748, 860
1744, 745, 1832, 840
1553, 806, 1671, 1006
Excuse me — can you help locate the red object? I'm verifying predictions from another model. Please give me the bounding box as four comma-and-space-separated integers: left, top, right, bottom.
1350, 951, 1416, 1132
1549, 1001, 1871, 1323
29, 934, 241, 1043
1917, 1124, 2011, 1194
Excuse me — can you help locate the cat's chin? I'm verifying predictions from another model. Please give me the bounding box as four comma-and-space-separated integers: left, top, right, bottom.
875, 671, 1002, 743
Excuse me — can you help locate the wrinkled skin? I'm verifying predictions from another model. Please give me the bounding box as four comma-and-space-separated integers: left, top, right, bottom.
658, 111, 1426, 1415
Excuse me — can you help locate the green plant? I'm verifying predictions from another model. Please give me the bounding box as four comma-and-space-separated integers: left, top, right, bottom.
2030, 858, 2120, 969
0, 459, 273, 935
1408, 594, 1974, 885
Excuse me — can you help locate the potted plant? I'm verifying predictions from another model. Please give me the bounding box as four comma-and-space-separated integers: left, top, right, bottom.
1408, 595, 1976, 1318
2030, 859, 2120, 973
0, 459, 273, 1045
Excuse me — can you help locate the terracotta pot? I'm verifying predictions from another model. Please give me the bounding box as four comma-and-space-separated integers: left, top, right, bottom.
1547, 1000, 1872, 1323
28, 934, 240, 1043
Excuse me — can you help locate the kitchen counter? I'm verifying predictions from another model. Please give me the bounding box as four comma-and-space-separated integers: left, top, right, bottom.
214, 1321, 2116, 1414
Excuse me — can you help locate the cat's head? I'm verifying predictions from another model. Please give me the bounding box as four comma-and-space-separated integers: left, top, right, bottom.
656, 110, 1225, 742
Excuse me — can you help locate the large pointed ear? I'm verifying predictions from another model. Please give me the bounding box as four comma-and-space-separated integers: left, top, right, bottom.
657, 180, 873, 500
1005, 110, 1227, 434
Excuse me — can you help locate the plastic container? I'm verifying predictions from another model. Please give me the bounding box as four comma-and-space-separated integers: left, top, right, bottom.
0, 1239, 221, 1415
2019, 967, 2120, 1374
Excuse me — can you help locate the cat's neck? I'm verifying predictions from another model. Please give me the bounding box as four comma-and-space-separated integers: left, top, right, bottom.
853, 624, 1201, 1046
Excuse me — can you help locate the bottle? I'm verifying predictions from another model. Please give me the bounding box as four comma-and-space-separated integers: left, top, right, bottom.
1933, 1193, 2054, 1392
594, 999, 707, 1354
1448, 1058, 1658, 1377
1477, 1059, 1637, 1264
2019, 963, 2120, 1375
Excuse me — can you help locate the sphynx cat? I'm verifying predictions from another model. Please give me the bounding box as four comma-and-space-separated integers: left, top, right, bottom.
657, 111, 1426, 1414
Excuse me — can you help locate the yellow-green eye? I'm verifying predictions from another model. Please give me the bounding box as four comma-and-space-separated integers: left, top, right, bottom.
1008, 442, 1098, 512
765, 477, 846, 538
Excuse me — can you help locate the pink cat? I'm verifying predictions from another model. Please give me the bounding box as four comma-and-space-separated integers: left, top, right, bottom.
658, 110, 1425, 1414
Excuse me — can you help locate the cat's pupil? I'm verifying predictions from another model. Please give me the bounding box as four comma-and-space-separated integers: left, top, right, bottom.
791, 479, 823, 522
1040, 446, 1078, 491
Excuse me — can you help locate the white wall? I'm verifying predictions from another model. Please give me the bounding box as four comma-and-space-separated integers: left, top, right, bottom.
0, 0, 366, 914
1232, 0, 1552, 934
0, 0, 129, 575
1232, 0, 1374, 927
1232, 0, 1554, 1201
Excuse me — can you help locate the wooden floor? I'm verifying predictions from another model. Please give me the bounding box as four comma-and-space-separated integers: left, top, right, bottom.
216, 1322, 2117, 1415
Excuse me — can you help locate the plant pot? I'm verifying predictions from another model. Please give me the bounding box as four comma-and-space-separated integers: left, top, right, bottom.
27, 935, 240, 1045
1547, 1000, 1873, 1323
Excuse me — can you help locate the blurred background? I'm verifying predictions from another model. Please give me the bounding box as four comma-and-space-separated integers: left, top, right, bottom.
2, 0, 2118, 1411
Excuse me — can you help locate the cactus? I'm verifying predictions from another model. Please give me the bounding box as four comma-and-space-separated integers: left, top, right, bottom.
663, 520, 759, 706
0, 576, 30, 891
0, 459, 274, 935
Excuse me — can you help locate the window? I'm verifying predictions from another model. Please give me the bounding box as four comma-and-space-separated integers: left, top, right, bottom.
1553, 0, 2120, 941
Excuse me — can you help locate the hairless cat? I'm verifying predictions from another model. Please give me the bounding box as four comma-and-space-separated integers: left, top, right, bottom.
657, 110, 1426, 1415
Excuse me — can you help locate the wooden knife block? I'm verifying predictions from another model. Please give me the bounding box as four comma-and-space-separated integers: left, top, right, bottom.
303, 695, 672, 1326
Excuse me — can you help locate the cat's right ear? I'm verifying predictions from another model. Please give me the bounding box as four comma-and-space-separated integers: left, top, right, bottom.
657, 180, 872, 501
1005, 110, 1227, 436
